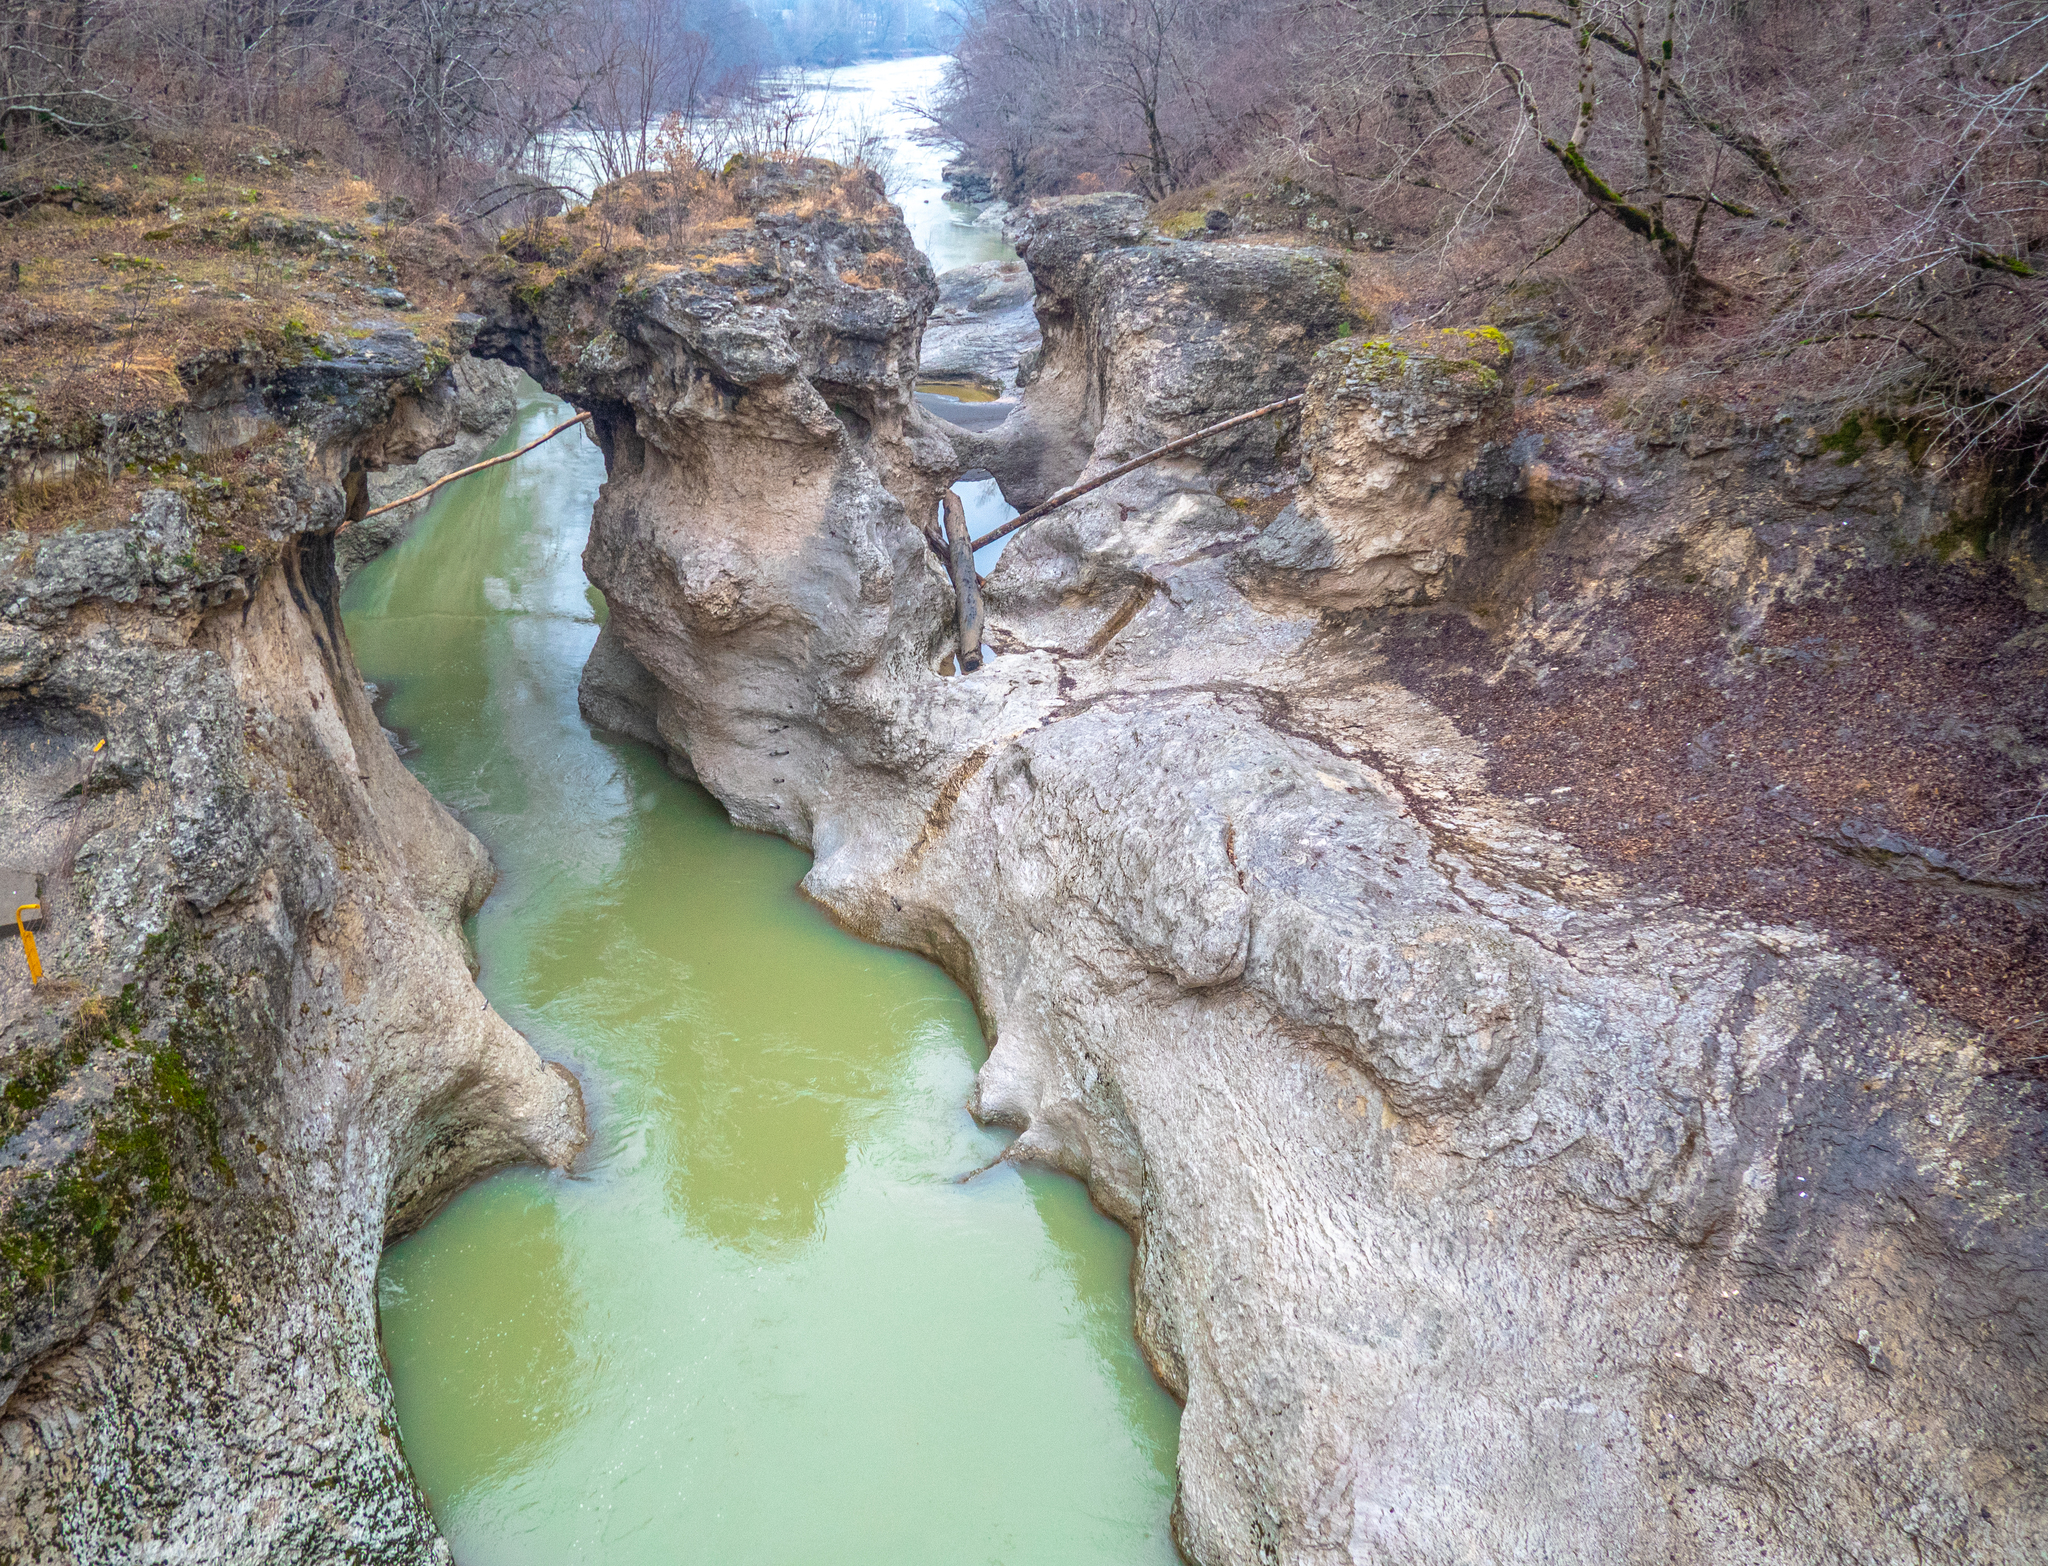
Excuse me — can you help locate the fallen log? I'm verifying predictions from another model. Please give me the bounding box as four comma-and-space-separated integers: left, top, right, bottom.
968, 394, 1304, 552
344, 410, 595, 527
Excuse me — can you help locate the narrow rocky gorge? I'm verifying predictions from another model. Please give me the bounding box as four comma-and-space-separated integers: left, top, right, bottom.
340, 354, 525, 583
1, 149, 2039, 1565
481, 177, 2046, 1563
0, 326, 584, 1561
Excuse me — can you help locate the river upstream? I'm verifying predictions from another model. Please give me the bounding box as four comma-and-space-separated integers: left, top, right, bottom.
347, 55, 1180, 1566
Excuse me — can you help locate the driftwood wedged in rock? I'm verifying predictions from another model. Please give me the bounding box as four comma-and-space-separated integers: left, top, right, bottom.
940, 491, 985, 673
348, 409, 592, 524
968, 394, 1305, 552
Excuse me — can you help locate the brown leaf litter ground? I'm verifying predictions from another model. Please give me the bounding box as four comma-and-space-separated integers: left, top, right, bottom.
1381, 559, 2047, 1069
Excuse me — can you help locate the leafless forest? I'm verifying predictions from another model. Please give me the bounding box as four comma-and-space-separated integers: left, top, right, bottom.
937, 1, 2047, 459
2, 1, 2043, 453
0, 0, 781, 197
0, 2, 948, 195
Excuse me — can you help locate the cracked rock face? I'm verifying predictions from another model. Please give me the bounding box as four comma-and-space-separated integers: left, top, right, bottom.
489, 188, 2045, 1565
1, 333, 583, 1563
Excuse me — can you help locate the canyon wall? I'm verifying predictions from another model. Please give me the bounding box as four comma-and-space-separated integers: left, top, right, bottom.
0, 329, 584, 1562
495, 183, 2046, 1565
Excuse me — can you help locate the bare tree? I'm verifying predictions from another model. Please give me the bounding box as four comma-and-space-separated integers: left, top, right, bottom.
0, 0, 132, 136
1312, 0, 1782, 313
937, 0, 1282, 199
1478, 0, 1724, 309
350, 0, 564, 198
0, 0, 598, 212
719, 69, 832, 159
1760, 0, 2048, 460
574, 0, 732, 183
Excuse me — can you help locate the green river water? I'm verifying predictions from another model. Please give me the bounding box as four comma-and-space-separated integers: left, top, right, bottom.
345, 387, 1180, 1563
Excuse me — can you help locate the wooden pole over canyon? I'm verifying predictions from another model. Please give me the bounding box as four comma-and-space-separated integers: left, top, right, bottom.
926, 392, 1306, 670
967, 393, 1304, 553
358, 395, 1303, 680
346, 410, 596, 527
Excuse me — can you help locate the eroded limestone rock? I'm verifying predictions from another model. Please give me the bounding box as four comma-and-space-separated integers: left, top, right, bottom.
950, 194, 1350, 509
1234, 326, 1515, 609
0, 330, 583, 1563
485, 185, 2045, 1566
919, 260, 1039, 393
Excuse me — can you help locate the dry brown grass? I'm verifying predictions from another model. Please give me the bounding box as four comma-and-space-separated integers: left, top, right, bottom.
0, 143, 916, 539
772, 171, 890, 224
530, 156, 913, 300
573, 155, 891, 269
0, 143, 478, 422
581, 162, 742, 253
0, 137, 493, 533
0, 466, 114, 531
0, 418, 303, 540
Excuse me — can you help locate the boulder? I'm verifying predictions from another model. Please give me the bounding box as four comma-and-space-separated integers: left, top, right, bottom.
1233, 325, 1514, 608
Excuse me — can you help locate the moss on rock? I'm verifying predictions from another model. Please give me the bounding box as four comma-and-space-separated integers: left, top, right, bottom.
1318, 324, 1513, 399
0, 947, 235, 1307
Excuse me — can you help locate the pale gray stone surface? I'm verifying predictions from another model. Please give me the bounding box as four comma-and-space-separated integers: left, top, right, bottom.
491, 191, 2046, 1566
918, 260, 1040, 397
1233, 327, 1515, 609
947, 194, 1350, 511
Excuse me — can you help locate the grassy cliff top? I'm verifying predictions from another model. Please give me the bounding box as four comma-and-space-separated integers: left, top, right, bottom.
484, 156, 923, 307
0, 137, 481, 535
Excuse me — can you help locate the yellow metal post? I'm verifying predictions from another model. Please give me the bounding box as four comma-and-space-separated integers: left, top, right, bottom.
15, 904, 40, 984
